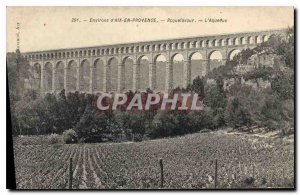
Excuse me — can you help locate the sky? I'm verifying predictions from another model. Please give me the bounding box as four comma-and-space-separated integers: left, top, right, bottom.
6, 7, 294, 53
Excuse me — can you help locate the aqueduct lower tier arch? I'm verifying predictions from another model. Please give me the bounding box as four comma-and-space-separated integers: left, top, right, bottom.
25, 29, 284, 94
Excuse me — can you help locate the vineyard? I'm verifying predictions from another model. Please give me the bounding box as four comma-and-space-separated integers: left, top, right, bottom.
13, 131, 294, 189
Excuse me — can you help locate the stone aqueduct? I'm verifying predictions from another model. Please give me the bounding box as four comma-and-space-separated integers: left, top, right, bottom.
24, 29, 285, 95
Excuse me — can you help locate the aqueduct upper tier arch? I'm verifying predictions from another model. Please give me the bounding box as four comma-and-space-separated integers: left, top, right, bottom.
24, 28, 285, 94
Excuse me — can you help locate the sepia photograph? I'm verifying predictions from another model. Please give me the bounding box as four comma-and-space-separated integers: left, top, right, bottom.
6, 6, 295, 190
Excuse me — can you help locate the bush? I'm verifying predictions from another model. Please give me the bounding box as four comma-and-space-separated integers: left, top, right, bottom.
241, 176, 255, 186
132, 133, 144, 142
150, 110, 177, 138
187, 110, 214, 132
47, 133, 62, 144
114, 111, 146, 140
75, 105, 109, 143
149, 110, 192, 138
63, 129, 78, 144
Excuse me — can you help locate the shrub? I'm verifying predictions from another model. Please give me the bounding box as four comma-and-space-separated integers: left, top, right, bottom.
150, 110, 177, 138
114, 111, 146, 140
204, 84, 227, 110
149, 110, 193, 138
132, 133, 144, 142
75, 105, 109, 143
241, 176, 255, 186
63, 129, 78, 144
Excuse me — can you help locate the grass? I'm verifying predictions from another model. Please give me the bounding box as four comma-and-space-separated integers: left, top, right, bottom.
13, 130, 294, 189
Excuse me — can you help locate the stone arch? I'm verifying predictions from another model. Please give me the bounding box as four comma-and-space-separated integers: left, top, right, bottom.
262, 35, 269, 42
233, 37, 239, 45
79, 59, 90, 92
185, 42, 190, 49
93, 58, 105, 91
206, 40, 211, 47
136, 46, 140, 53
200, 40, 205, 47
240, 37, 246, 45
219, 39, 224, 46
184, 42, 188, 49
171, 53, 185, 88
208, 50, 223, 71
248, 36, 255, 44
189, 52, 205, 80
107, 57, 119, 91
191, 41, 196, 48
180, 42, 185, 49
213, 39, 218, 47
43, 62, 53, 92
121, 56, 134, 91
67, 60, 77, 92
228, 49, 241, 60
254, 36, 258, 44
55, 61, 65, 92
151, 45, 156, 51
227, 38, 233, 46
154, 54, 167, 91
137, 55, 150, 90
255, 35, 262, 44
110, 48, 114, 55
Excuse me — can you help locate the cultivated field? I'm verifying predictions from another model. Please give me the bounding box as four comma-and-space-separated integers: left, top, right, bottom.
13, 131, 294, 189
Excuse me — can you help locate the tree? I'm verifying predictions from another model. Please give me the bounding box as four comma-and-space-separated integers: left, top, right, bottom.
75, 105, 109, 142
204, 85, 227, 110
114, 111, 146, 141
191, 76, 205, 99
7, 50, 32, 103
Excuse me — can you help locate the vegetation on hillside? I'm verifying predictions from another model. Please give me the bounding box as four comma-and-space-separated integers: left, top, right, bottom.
7, 27, 294, 142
